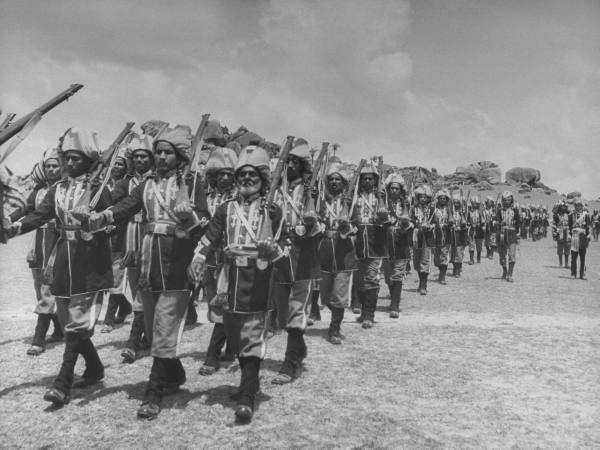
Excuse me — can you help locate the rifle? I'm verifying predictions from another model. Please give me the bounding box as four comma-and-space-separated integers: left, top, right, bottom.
265, 136, 295, 210
346, 158, 367, 219
303, 141, 329, 217
89, 122, 135, 209
188, 114, 211, 205
0, 84, 84, 146
0, 113, 16, 130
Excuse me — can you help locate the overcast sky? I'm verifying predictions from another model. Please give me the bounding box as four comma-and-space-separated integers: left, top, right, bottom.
1, 0, 599, 197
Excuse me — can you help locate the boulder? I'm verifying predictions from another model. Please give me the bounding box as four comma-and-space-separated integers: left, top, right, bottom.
566, 191, 581, 200
519, 183, 532, 192
474, 181, 493, 191
505, 167, 541, 186
455, 161, 502, 184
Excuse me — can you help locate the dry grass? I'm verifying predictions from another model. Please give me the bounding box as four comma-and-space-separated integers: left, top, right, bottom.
0, 234, 599, 448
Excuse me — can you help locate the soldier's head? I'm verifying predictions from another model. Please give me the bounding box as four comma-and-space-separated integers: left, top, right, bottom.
385, 173, 405, 200
574, 198, 583, 212
287, 138, 311, 183
42, 148, 61, 183
206, 147, 238, 192
129, 135, 154, 175
60, 128, 98, 178
471, 196, 481, 208
153, 126, 192, 176
235, 146, 270, 198
435, 190, 449, 207
111, 145, 129, 180
501, 191, 514, 208
415, 185, 431, 206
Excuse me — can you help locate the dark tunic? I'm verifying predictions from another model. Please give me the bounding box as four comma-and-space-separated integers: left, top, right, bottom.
318, 195, 357, 272
18, 177, 113, 297
354, 191, 388, 259
386, 198, 412, 260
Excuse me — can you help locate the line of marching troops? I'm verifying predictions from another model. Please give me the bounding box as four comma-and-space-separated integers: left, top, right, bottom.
3, 126, 594, 424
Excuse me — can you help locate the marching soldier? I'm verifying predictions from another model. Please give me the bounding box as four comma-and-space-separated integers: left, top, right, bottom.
318, 159, 357, 343
496, 191, 521, 282
484, 196, 497, 259
197, 147, 238, 375
569, 198, 591, 280
382, 173, 412, 317
410, 185, 434, 294
89, 126, 209, 420
6, 129, 114, 406
271, 139, 323, 383
552, 201, 570, 269
432, 189, 452, 285
9, 149, 64, 355
467, 195, 485, 264
353, 161, 388, 328
109, 135, 155, 363
449, 192, 468, 277
189, 145, 285, 422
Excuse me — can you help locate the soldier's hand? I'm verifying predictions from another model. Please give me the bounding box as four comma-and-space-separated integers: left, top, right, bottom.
4, 220, 21, 240
188, 254, 206, 284
71, 206, 91, 224
88, 210, 112, 232
174, 202, 193, 221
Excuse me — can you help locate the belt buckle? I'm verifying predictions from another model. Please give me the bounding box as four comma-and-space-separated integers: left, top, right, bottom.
154, 223, 168, 235
235, 256, 249, 267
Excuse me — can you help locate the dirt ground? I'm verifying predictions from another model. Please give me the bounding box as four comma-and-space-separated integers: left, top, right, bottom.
0, 234, 598, 448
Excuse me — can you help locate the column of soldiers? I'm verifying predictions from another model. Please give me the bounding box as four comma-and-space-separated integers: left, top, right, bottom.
5, 120, 594, 426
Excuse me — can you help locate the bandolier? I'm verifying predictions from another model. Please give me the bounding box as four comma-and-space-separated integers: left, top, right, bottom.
382, 173, 412, 317
410, 185, 434, 294
467, 195, 485, 264
496, 191, 521, 282
10, 148, 63, 355
198, 147, 238, 375
190, 145, 285, 422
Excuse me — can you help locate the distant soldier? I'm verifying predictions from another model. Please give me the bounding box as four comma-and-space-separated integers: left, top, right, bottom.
496, 191, 521, 282
410, 185, 434, 294
519, 205, 530, 240
569, 198, 591, 280
382, 173, 412, 317
271, 139, 323, 383
318, 159, 357, 343
449, 192, 468, 277
483, 196, 497, 259
7, 129, 114, 406
110, 135, 155, 363
197, 147, 238, 375
352, 161, 388, 328
552, 201, 570, 269
432, 189, 452, 285
592, 210, 599, 242
189, 145, 285, 422
467, 195, 485, 264
9, 149, 64, 355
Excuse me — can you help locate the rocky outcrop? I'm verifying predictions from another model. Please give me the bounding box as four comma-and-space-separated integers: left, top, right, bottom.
455, 161, 501, 184
566, 191, 582, 200
505, 167, 541, 186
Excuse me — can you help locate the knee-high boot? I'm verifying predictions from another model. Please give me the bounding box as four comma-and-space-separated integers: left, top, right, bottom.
31, 314, 51, 348
52, 334, 80, 395
199, 323, 227, 375
77, 337, 104, 381
389, 282, 402, 318
327, 306, 345, 344
235, 356, 261, 422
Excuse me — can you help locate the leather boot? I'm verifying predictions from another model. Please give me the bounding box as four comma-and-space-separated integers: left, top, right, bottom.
48, 314, 64, 342
362, 289, 378, 328
507, 262, 515, 282
235, 357, 260, 422
138, 358, 166, 420
438, 265, 447, 285
272, 329, 304, 384
421, 273, 428, 295
558, 254, 563, 267
564, 253, 569, 269
122, 311, 145, 363
307, 290, 321, 325
74, 337, 104, 387
469, 250, 475, 265
48, 333, 80, 401
185, 296, 198, 326
327, 306, 344, 344
199, 323, 227, 375
389, 282, 402, 318
351, 285, 361, 314
102, 296, 119, 331
476, 250, 481, 263
30, 314, 51, 352
456, 262, 462, 278
114, 295, 132, 324
355, 290, 366, 322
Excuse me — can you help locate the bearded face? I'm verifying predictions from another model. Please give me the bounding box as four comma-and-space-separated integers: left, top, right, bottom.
388, 183, 402, 200
287, 155, 302, 182
154, 141, 178, 175
133, 150, 153, 174
327, 173, 344, 196
111, 158, 127, 180
64, 151, 91, 178
236, 166, 262, 198
502, 196, 513, 208
437, 196, 448, 207
418, 194, 429, 206
360, 174, 375, 193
